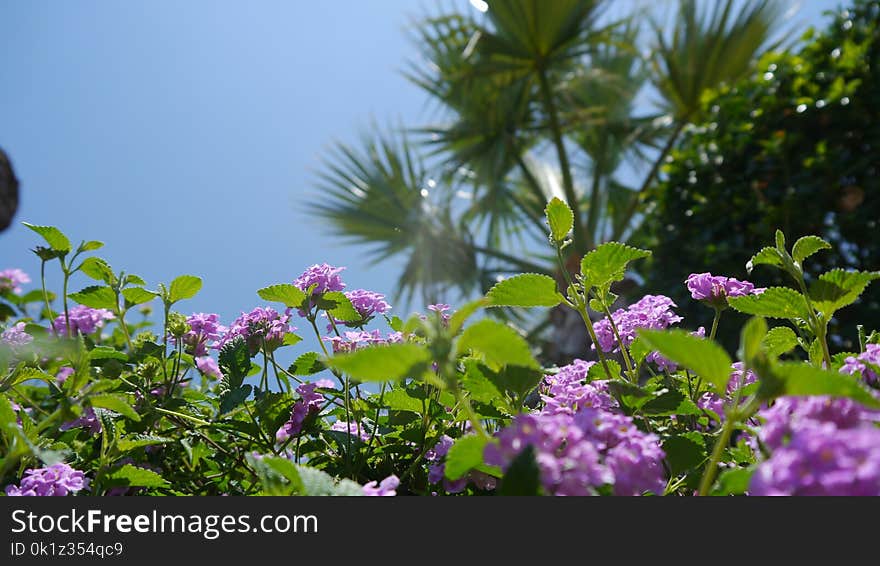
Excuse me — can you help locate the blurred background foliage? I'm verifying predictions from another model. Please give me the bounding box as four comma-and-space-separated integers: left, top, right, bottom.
639, 0, 879, 351
312, 0, 878, 361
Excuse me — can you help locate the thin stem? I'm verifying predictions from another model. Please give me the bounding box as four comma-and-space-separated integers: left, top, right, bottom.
61, 264, 71, 336
154, 407, 210, 427
39, 260, 55, 324
709, 307, 723, 342
600, 300, 635, 380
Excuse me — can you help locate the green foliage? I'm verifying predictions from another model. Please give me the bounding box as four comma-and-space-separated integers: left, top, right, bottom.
638, 329, 733, 394
23, 223, 71, 253
545, 197, 574, 242
168, 275, 202, 304
579, 242, 651, 293
444, 435, 489, 480
486, 274, 563, 308
456, 319, 539, 371
257, 284, 307, 308
324, 343, 431, 383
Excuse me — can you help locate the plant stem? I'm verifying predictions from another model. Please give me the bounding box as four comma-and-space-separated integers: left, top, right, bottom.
600, 300, 635, 380
61, 265, 71, 337
709, 307, 723, 341
39, 260, 55, 324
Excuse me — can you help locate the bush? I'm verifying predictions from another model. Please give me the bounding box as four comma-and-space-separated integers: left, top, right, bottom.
640, 1, 880, 350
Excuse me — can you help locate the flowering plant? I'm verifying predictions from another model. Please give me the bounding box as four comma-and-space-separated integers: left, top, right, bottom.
2, 210, 879, 496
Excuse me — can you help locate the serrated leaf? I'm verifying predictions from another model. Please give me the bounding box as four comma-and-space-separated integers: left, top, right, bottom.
486, 274, 563, 308
448, 298, 488, 336
79, 257, 114, 283
579, 242, 651, 290
122, 287, 158, 306
316, 291, 360, 322
219, 337, 251, 389
104, 464, 169, 488
90, 394, 140, 421
663, 432, 707, 476
257, 284, 307, 308
125, 274, 147, 286
382, 388, 425, 414
23, 223, 71, 253
746, 247, 783, 273
587, 359, 622, 381
282, 333, 302, 347
728, 287, 811, 321
462, 361, 506, 405
792, 235, 831, 265
638, 329, 733, 395
641, 390, 702, 416
628, 337, 651, 366
445, 435, 488, 480
295, 465, 364, 496
289, 352, 326, 375
809, 269, 880, 318
771, 363, 880, 408
545, 197, 574, 242
712, 467, 754, 496
7, 367, 54, 387
456, 319, 538, 370
168, 275, 202, 303
775, 229, 786, 252
762, 327, 798, 357
68, 286, 117, 310
219, 384, 252, 414
325, 343, 431, 383
80, 240, 105, 251
263, 457, 305, 492
89, 346, 128, 362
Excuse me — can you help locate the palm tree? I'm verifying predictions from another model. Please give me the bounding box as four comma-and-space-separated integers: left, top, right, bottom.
311, 0, 785, 358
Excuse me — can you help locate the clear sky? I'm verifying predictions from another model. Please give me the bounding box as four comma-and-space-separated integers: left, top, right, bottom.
0, 0, 842, 354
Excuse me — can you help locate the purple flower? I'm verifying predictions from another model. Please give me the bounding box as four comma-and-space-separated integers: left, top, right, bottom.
540, 359, 617, 416
750, 395, 880, 495
840, 344, 880, 385
216, 307, 293, 356
294, 264, 346, 295
179, 313, 226, 356
485, 409, 665, 496
0, 268, 30, 294
330, 420, 371, 442
4, 463, 89, 496
686, 272, 764, 306
275, 379, 334, 442
425, 303, 451, 325
696, 362, 759, 425
363, 474, 399, 496
325, 289, 391, 330
56, 366, 74, 384
60, 407, 102, 435
1, 322, 32, 348
323, 330, 403, 354
593, 295, 682, 353
52, 305, 115, 337
195, 356, 223, 379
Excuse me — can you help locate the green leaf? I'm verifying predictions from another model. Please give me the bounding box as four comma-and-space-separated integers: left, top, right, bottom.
263, 457, 305, 493
22, 223, 71, 253
579, 242, 651, 290
117, 435, 172, 452
663, 432, 707, 476
712, 467, 754, 496
219, 384, 252, 414
168, 275, 202, 303
382, 388, 424, 414
739, 316, 767, 365
587, 359, 622, 381
282, 333, 302, 347
498, 445, 541, 496
125, 274, 147, 286
775, 229, 786, 252
792, 235, 831, 265
294, 465, 364, 496
445, 435, 488, 480
746, 247, 783, 273
219, 337, 251, 389
486, 274, 563, 308
0, 395, 17, 441
288, 352, 326, 375
68, 286, 117, 310
456, 319, 538, 370
104, 464, 169, 488
545, 197, 574, 242
90, 394, 141, 422
325, 343, 432, 383
79, 257, 114, 283
447, 298, 488, 335
89, 346, 128, 362
257, 284, 307, 308
809, 269, 880, 318
762, 327, 799, 357
461, 361, 505, 405
770, 363, 880, 408
121, 287, 158, 306
316, 291, 360, 322
727, 287, 811, 321
628, 337, 651, 366
641, 390, 702, 416
80, 240, 105, 251
638, 329, 733, 395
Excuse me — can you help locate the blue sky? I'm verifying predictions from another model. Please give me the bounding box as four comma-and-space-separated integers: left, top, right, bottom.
0, 0, 841, 355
